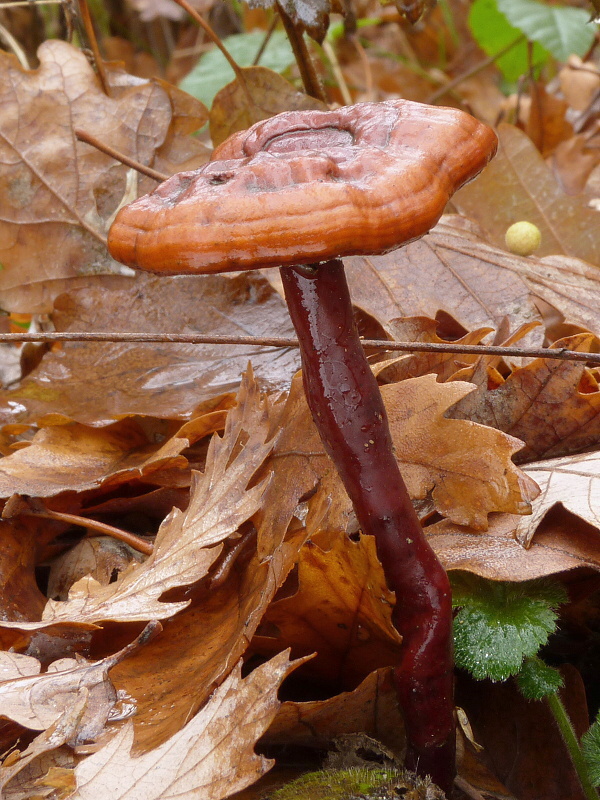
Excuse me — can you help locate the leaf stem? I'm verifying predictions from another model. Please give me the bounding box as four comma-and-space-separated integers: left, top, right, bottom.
277, 2, 328, 103
545, 682, 600, 800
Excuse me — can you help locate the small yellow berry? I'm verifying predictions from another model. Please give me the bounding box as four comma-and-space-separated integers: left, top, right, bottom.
505, 221, 542, 256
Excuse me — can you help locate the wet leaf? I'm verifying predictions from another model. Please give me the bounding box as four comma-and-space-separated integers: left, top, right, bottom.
0, 41, 206, 314
450, 333, 600, 463
71, 652, 299, 800
0, 272, 300, 427
254, 533, 405, 689
515, 451, 600, 547
453, 125, 600, 265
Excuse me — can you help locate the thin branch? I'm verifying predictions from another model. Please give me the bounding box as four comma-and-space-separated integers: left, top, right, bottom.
20, 508, 154, 555
170, 0, 256, 110
1, 330, 599, 365
277, 1, 328, 103
426, 34, 526, 104
75, 129, 169, 182
77, 0, 111, 97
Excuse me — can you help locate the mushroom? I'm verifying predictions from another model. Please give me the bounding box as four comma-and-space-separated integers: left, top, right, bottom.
107, 99, 497, 793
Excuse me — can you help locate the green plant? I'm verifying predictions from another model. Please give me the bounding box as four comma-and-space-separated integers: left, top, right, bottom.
452, 573, 600, 800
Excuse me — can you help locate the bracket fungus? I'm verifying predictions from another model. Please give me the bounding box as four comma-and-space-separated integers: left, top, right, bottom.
108, 99, 497, 794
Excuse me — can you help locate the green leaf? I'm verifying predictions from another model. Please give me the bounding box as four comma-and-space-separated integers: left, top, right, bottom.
179, 30, 296, 108
451, 574, 566, 682
582, 712, 600, 787
497, 0, 596, 62
468, 0, 549, 83
517, 656, 563, 700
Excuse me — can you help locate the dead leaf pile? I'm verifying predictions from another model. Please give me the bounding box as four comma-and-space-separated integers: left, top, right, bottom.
0, 10, 599, 800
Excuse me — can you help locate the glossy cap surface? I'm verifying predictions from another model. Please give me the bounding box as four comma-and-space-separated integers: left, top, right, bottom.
108, 100, 497, 274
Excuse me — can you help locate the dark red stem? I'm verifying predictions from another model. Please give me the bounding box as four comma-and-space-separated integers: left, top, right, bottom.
280, 259, 455, 793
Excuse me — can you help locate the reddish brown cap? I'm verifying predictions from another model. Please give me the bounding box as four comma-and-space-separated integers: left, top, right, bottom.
107, 100, 497, 274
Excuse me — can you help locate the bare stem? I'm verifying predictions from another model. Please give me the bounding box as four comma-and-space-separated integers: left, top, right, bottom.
77, 0, 111, 97
75, 129, 168, 182
1, 330, 599, 365
277, 2, 328, 103
280, 259, 455, 792
19, 508, 154, 555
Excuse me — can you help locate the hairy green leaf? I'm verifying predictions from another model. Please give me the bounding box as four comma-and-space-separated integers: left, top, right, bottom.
452, 574, 566, 682
517, 656, 564, 700
582, 712, 600, 787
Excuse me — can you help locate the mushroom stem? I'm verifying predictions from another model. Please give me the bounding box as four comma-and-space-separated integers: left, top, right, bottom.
280, 259, 455, 793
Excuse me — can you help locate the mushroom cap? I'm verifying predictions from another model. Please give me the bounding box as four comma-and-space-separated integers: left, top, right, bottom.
107, 100, 497, 274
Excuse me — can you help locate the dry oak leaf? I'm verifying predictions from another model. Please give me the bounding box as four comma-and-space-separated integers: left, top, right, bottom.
430, 218, 600, 335
0, 41, 205, 313
374, 316, 495, 384
0, 272, 300, 428
449, 333, 600, 463
453, 124, 600, 266
0, 417, 191, 498
0, 694, 85, 797
314, 376, 538, 531
344, 216, 544, 341
0, 370, 273, 628
70, 652, 299, 800
253, 533, 403, 690
0, 624, 151, 738
515, 450, 600, 548
428, 504, 600, 582
263, 667, 404, 755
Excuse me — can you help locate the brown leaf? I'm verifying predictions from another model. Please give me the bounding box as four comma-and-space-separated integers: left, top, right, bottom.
1, 371, 274, 628
263, 667, 404, 754
453, 124, 600, 265
210, 66, 326, 146
431, 217, 600, 334
344, 218, 544, 339
109, 526, 307, 751
428, 504, 600, 581
0, 41, 205, 313
515, 451, 600, 547
71, 652, 299, 800
0, 418, 191, 498
0, 695, 84, 796
449, 333, 600, 462
375, 317, 495, 384
313, 376, 536, 531
253, 534, 403, 689
0, 272, 300, 427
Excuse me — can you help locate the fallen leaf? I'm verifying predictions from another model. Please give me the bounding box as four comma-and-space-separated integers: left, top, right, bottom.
263, 667, 405, 755
449, 333, 600, 462
0, 418, 191, 498
428, 504, 600, 581
71, 652, 299, 800
0, 41, 205, 313
453, 124, 600, 265
253, 534, 403, 690
344, 218, 544, 339
515, 451, 600, 547
1, 371, 273, 628
0, 624, 156, 739
0, 272, 300, 427
0, 694, 85, 796
430, 217, 600, 334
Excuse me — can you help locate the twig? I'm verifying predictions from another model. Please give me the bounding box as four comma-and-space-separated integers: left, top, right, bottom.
77, 0, 111, 97
19, 508, 154, 555
75, 129, 169, 182
170, 0, 256, 110
277, 1, 328, 103
426, 34, 526, 104
1, 330, 599, 365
